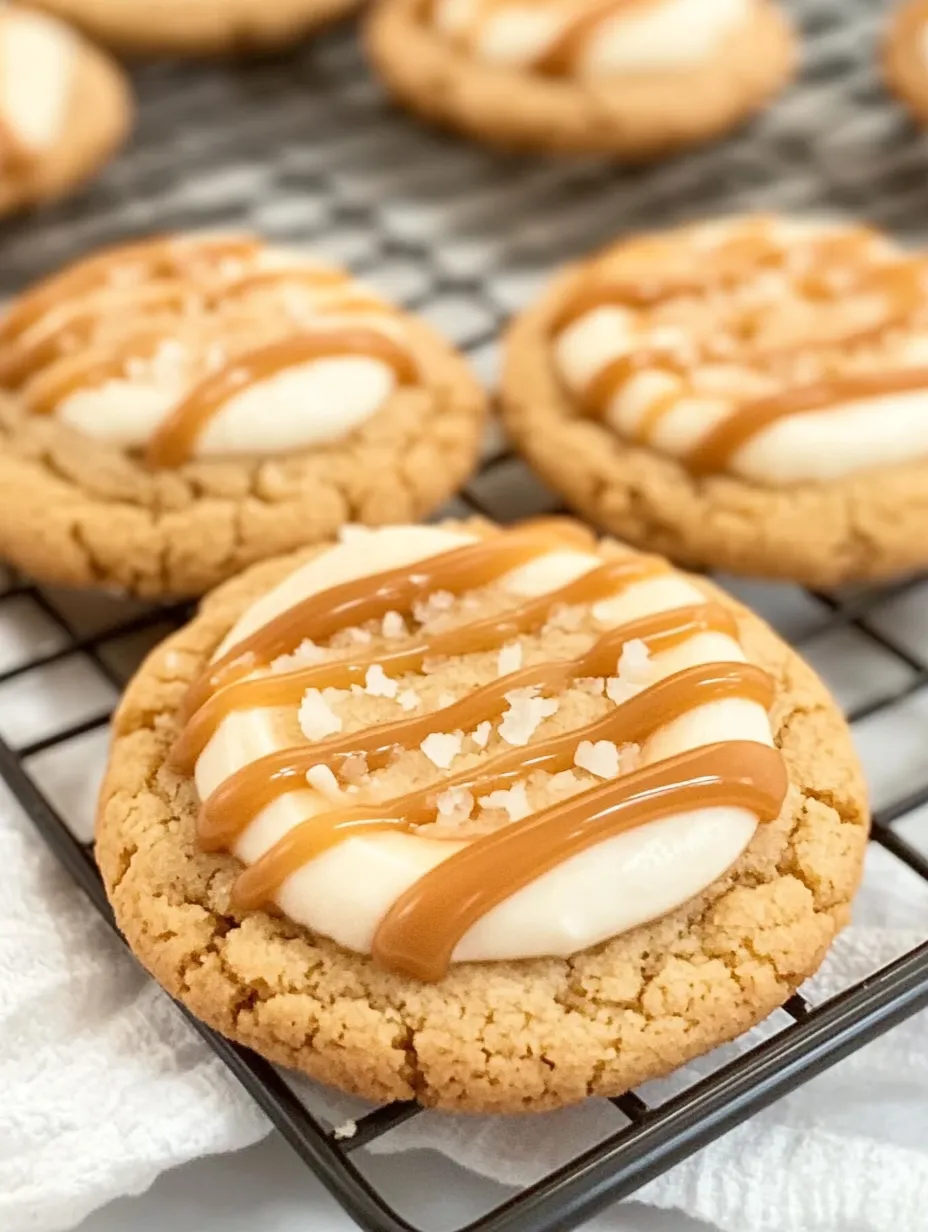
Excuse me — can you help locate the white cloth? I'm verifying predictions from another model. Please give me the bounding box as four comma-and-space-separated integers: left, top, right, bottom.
2, 773, 927, 1232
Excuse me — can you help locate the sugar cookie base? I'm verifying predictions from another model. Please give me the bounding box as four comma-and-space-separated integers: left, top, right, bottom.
96, 523, 868, 1114
0, 316, 486, 598
501, 267, 928, 587
365, 0, 796, 158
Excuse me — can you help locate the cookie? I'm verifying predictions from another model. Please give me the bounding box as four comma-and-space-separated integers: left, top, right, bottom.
884, 0, 928, 126
0, 234, 486, 597
97, 518, 867, 1113
0, 5, 130, 216
27, 0, 360, 55
365, 0, 796, 158
501, 214, 928, 587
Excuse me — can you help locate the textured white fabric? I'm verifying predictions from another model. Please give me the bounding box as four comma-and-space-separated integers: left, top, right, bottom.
1, 774, 927, 1232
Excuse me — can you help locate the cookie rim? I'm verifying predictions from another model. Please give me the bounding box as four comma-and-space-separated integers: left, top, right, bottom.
364, 0, 796, 157
0, 310, 487, 597
96, 520, 869, 1113
500, 250, 928, 587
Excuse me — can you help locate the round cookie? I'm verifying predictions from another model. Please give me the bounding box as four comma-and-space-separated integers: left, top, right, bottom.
501, 214, 928, 587
97, 519, 868, 1113
26, 0, 360, 55
0, 234, 486, 597
0, 5, 130, 216
365, 0, 796, 159
884, 0, 928, 126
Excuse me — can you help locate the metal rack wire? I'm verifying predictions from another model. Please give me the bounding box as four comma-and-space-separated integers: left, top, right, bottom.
1, 1, 927, 1227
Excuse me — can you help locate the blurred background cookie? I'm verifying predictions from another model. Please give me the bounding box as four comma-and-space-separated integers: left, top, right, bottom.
501, 214, 928, 586
0, 4, 130, 216
0, 233, 486, 596
27, 0, 362, 55
366, 0, 797, 158
884, 0, 928, 127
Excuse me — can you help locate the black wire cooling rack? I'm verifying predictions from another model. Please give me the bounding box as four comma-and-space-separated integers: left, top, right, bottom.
1, 1, 928, 1227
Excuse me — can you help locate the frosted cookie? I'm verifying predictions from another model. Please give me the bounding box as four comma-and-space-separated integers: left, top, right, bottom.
884, 0, 928, 126
502, 215, 928, 586
0, 234, 485, 597
27, 0, 360, 55
0, 5, 130, 216
366, 0, 796, 158
97, 519, 867, 1112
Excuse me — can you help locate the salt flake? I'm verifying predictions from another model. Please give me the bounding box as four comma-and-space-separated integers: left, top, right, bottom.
420, 731, 463, 769
472, 720, 492, 749
306, 764, 342, 801
298, 689, 342, 740
574, 740, 620, 780
365, 664, 398, 698
480, 782, 531, 822
498, 691, 559, 747
397, 688, 420, 712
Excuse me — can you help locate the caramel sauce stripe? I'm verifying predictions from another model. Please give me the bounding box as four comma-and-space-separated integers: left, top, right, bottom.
197, 603, 744, 846
371, 741, 788, 982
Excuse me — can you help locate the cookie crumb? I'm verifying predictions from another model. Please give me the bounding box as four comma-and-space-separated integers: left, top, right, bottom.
333, 1119, 358, 1141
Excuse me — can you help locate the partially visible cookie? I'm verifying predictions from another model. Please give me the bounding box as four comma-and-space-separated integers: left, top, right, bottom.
0, 234, 486, 597
0, 5, 130, 215
28, 0, 361, 55
366, 0, 796, 158
97, 519, 868, 1113
884, 0, 928, 126
501, 214, 928, 586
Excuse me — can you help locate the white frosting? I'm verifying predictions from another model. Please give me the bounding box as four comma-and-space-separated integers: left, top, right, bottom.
0, 8, 74, 157
553, 219, 928, 486
432, 0, 751, 77
194, 525, 779, 966
10, 243, 410, 460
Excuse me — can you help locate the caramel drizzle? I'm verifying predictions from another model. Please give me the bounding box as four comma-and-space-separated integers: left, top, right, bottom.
173, 551, 670, 771
144, 328, 419, 468
180, 528, 601, 724
232, 737, 786, 982
553, 225, 928, 472
177, 527, 787, 982
371, 741, 786, 982
197, 602, 738, 847
1, 235, 418, 469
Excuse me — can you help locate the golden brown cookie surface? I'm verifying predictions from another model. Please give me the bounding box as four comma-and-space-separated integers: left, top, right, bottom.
365, 0, 795, 158
27, 0, 360, 55
0, 5, 130, 216
97, 521, 868, 1113
0, 236, 486, 597
501, 215, 928, 586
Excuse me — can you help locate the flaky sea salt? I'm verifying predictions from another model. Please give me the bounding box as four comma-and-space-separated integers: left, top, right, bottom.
271, 638, 328, 673
435, 787, 475, 824
605, 676, 636, 705
617, 639, 653, 683
574, 740, 620, 780
480, 782, 531, 822
365, 664, 398, 698
420, 731, 463, 769
497, 642, 523, 677
498, 689, 559, 746
382, 610, 408, 639
472, 720, 492, 749
397, 688, 420, 712
413, 590, 455, 625
298, 689, 342, 740
333, 1120, 358, 1141
306, 764, 342, 801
